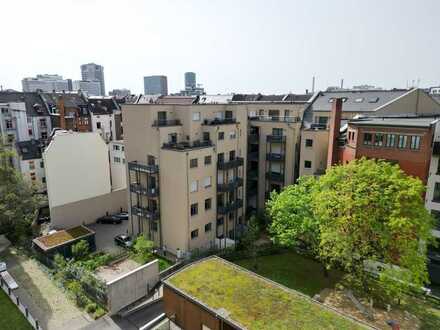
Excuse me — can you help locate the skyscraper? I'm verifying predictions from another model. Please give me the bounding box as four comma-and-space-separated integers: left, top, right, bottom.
184, 72, 196, 89
143, 76, 168, 95
80, 63, 105, 95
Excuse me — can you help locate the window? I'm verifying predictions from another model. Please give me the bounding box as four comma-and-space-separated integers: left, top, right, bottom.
434, 183, 440, 202
190, 158, 198, 168
113, 145, 120, 151
122, 158, 126, 164
374, 133, 384, 146
305, 139, 313, 147
317, 116, 328, 125
229, 150, 235, 161
148, 155, 156, 165
152, 222, 158, 231
121, 146, 125, 152
190, 203, 198, 216
7, 134, 14, 143
203, 176, 212, 188
114, 157, 121, 163
410, 136, 421, 150
203, 132, 210, 141
229, 131, 236, 139
5, 120, 13, 129
28, 128, 33, 136
363, 133, 373, 145
190, 180, 198, 192
40, 161, 44, 168
41, 132, 48, 139
29, 161, 35, 170
30, 173, 36, 181
42, 177, 46, 184
304, 160, 312, 169
328, 98, 335, 103
39, 118, 47, 128
205, 198, 212, 210
204, 223, 212, 232
217, 218, 224, 226
397, 135, 407, 149
191, 229, 199, 239
354, 97, 364, 103
385, 134, 396, 147
249, 110, 256, 117
192, 112, 201, 121
204, 155, 212, 165
218, 132, 224, 140
368, 97, 379, 103
218, 153, 224, 164
96, 122, 101, 129
272, 128, 283, 136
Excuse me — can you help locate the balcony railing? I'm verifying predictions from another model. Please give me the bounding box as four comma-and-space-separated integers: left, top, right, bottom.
203, 118, 236, 125
217, 178, 244, 192
266, 172, 284, 183
131, 206, 160, 220
128, 161, 159, 174
266, 153, 285, 161
130, 183, 159, 197
152, 119, 182, 127
266, 135, 286, 143
162, 140, 213, 151
217, 157, 244, 170
249, 116, 300, 123
217, 199, 243, 214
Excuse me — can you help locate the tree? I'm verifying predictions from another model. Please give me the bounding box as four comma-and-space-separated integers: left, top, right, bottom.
0, 139, 40, 244
72, 240, 90, 260
240, 216, 260, 270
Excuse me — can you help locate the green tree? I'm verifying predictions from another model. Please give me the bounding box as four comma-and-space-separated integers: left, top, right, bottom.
0, 139, 40, 244
71, 240, 90, 260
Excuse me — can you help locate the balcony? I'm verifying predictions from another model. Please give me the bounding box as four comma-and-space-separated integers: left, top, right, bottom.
130, 183, 159, 197
248, 169, 258, 180
131, 206, 160, 220
162, 140, 213, 151
266, 153, 285, 161
217, 157, 244, 170
203, 118, 236, 125
248, 151, 259, 161
217, 199, 243, 215
266, 172, 284, 183
217, 178, 244, 192
128, 161, 159, 174
249, 116, 300, 123
266, 135, 286, 143
248, 133, 259, 144
152, 119, 182, 127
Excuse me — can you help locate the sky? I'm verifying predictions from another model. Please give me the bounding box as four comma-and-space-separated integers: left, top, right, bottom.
1, 0, 439, 95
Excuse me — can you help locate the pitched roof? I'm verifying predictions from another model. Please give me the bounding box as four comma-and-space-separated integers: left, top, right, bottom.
349, 117, 439, 128
88, 97, 119, 114
16, 139, 43, 160
39, 92, 89, 116
0, 92, 50, 117
231, 93, 312, 103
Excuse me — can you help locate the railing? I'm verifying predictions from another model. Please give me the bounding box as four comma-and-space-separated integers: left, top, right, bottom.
217, 199, 243, 214
131, 206, 160, 220
130, 183, 159, 197
266, 153, 285, 161
217, 178, 244, 192
249, 115, 300, 123
266, 172, 284, 182
152, 119, 182, 127
266, 135, 286, 143
128, 161, 159, 174
1, 277, 42, 329
203, 118, 236, 125
162, 140, 213, 151
217, 157, 244, 170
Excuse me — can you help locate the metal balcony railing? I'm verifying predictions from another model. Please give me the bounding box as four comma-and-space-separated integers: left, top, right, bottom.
217, 199, 243, 214
131, 206, 160, 220
128, 161, 159, 174
249, 116, 300, 123
266, 135, 286, 143
217, 157, 244, 170
266, 172, 284, 182
266, 153, 285, 161
217, 178, 244, 192
203, 118, 236, 125
130, 183, 159, 197
162, 140, 213, 151
152, 119, 182, 127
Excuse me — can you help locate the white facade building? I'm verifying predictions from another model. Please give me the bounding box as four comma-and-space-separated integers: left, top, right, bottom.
109, 140, 127, 190
22, 74, 70, 93
16, 140, 46, 190
72, 80, 102, 96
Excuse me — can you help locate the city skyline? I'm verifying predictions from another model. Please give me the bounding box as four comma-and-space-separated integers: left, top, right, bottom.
1, 0, 440, 95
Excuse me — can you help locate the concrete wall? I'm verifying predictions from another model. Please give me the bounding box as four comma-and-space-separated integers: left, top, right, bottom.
106, 259, 159, 315
50, 188, 127, 229
299, 128, 329, 177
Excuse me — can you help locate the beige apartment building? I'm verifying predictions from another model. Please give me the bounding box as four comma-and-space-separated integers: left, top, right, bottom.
123, 95, 310, 257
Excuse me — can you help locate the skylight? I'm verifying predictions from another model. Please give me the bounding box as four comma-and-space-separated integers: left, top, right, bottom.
368, 97, 379, 103
355, 97, 364, 103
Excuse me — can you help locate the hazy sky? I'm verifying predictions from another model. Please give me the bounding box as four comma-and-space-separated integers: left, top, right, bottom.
1, 0, 439, 94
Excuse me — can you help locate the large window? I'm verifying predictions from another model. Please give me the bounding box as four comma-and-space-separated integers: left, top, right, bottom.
190, 203, 198, 216
305, 139, 313, 147
397, 135, 407, 149
304, 160, 312, 169
205, 198, 212, 210
410, 136, 421, 150
374, 133, 384, 146
385, 134, 396, 147
363, 133, 373, 145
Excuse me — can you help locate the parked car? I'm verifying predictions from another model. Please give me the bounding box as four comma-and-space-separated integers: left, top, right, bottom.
0, 262, 6, 273
97, 215, 122, 224
114, 234, 132, 248
113, 212, 129, 221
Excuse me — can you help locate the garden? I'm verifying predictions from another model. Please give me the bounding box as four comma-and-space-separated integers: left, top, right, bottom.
0, 289, 32, 330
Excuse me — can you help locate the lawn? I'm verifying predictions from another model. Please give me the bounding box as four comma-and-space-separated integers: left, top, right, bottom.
130, 253, 173, 271
167, 257, 367, 330
235, 251, 342, 297
0, 289, 32, 330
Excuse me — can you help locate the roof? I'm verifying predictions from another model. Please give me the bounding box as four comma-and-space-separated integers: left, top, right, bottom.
156, 95, 195, 105
349, 117, 439, 128
309, 89, 409, 113
0, 91, 50, 117
88, 97, 120, 114
33, 225, 94, 251
231, 93, 312, 103
39, 92, 89, 116
164, 257, 369, 330
16, 139, 43, 160
195, 94, 233, 104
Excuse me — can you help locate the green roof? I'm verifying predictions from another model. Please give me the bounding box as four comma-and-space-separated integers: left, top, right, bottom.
166, 257, 370, 330
33, 225, 94, 250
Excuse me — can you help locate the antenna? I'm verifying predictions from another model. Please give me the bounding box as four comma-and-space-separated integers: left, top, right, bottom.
312, 76, 315, 93
340, 79, 344, 89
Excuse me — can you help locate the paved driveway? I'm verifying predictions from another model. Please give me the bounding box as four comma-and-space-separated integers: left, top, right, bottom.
86, 220, 129, 254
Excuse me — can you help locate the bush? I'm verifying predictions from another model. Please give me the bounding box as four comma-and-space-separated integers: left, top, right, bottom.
72, 240, 90, 261
85, 303, 97, 314
93, 307, 106, 319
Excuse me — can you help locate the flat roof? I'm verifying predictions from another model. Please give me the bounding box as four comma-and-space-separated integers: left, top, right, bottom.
349, 117, 438, 128
33, 225, 94, 251
164, 257, 370, 330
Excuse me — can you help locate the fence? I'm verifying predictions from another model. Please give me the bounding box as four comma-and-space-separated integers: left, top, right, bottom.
0, 277, 42, 330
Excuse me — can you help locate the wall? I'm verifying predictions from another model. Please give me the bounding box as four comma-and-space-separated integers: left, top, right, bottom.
44, 131, 111, 209
106, 259, 159, 315
50, 188, 127, 229
109, 141, 127, 190
91, 113, 116, 142
19, 158, 46, 190
299, 128, 329, 177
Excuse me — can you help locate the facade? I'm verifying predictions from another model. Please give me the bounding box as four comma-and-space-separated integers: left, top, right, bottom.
180, 72, 205, 96
143, 76, 168, 95
425, 123, 440, 238
72, 80, 102, 96
109, 140, 127, 190
88, 97, 121, 142
81, 63, 105, 96
22, 74, 70, 93
16, 140, 46, 190
109, 89, 131, 98
184, 72, 196, 89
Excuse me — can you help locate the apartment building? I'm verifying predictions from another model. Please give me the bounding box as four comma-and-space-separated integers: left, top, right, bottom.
16, 139, 46, 189
109, 140, 127, 190
88, 97, 122, 142
425, 123, 440, 238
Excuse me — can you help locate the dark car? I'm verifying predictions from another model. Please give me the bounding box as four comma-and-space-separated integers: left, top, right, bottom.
114, 234, 132, 248
97, 215, 122, 224
113, 212, 129, 221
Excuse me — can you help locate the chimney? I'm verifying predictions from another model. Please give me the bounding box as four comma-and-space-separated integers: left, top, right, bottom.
57, 95, 66, 129
327, 98, 343, 168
